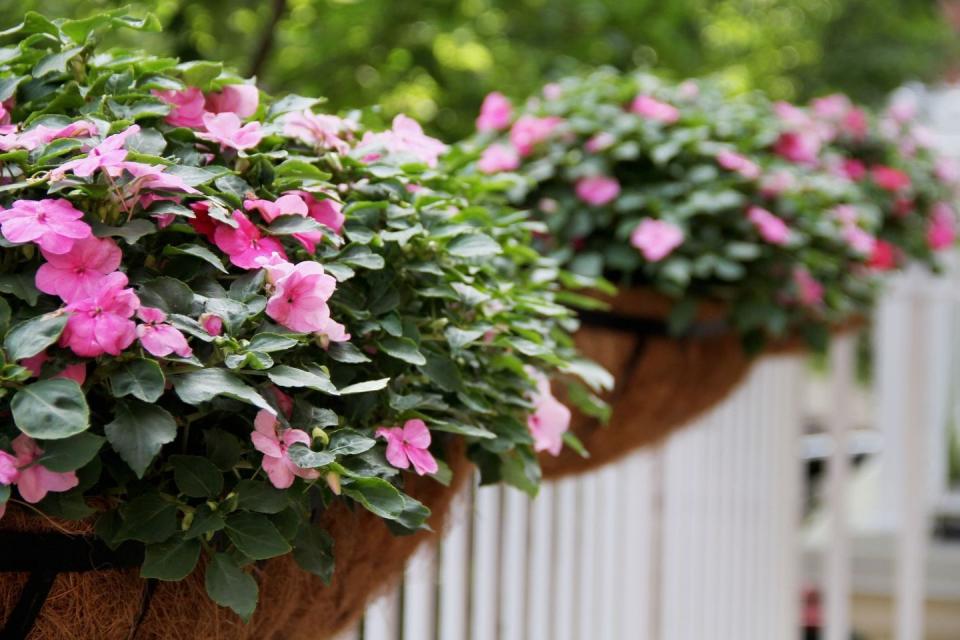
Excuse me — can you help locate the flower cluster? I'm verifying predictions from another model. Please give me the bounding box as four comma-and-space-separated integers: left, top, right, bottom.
462, 69, 958, 348
0, 14, 599, 617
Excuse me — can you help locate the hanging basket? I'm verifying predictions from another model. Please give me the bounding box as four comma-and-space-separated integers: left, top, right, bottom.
540, 288, 815, 479
0, 447, 472, 640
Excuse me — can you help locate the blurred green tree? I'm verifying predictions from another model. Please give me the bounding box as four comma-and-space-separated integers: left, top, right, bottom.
1, 0, 955, 139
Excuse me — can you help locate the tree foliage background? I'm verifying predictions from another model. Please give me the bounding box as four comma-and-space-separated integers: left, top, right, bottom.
2, 0, 957, 139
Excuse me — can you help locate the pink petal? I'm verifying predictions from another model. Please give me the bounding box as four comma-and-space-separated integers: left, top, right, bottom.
401, 419, 431, 448
262, 455, 295, 489
404, 444, 438, 476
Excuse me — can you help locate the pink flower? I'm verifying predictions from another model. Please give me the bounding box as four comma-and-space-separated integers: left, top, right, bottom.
760, 170, 796, 197
251, 410, 320, 489
14, 121, 96, 151
630, 219, 684, 262
356, 115, 448, 167
136, 306, 193, 358
842, 225, 876, 255
509, 115, 562, 157
300, 191, 345, 234
747, 206, 791, 245
245, 193, 323, 252
0, 451, 18, 485
283, 110, 353, 153
200, 112, 263, 151
935, 156, 960, 185
527, 375, 570, 456
927, 202, 957, 251
57, 363, 87, 385
716, 150, 760, 179
205, 84, 259, 119
154, 87, 207, 128
10, 435, 78, 503
0, 198, 91, 254
812, 94, 850, 120
200, 313, 223, 336
35, 236, 122, 302
841, 159, 867, 181
52, 125, 140, 179
871, 166, 911, 192
543, 83, 563, 100
264, 260, 348, 339
774, 132, 820, 165
476, 92, 513, 132
887, 95, 918, 123
60, 271, 139, 357
120, 162, 199, 194
477, 143, 520, 174
869, 240, 898, 271
575, 176, 621, 207
794, 269, 824, 306
630, 95, 680, 124
214, 211, 287, 269
843, 108, 868, 139
585, 132, 615, 153
375, 419, 438, 476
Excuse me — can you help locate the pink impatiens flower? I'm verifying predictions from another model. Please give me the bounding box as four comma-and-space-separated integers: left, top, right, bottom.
509, 115, 562, 157
251, 410, 320, 489
154, 87, 207, 128
773, 131, 821, 165
356, 115, 448, 167
575, 176, 621, 207
137, 307, 193, 358
205, 84, 259, 119
0, 198, 91, 255
120, 162, 200, 194
630, 219, 684, 262
747, 206, 791, 245
585, 132, 615, 153
376, 419, 438, 476
214, 211, 287, 269
927, 202, 957, 251
200, 313, 223, 336
527, 375, 571, 456
283, 110, 353, 153
60, 271, 139, 357
200, 112, 263, 151
264, 259, 348, 339
52, 125, 140, 179
0, 451, 17, 485
477, 143, 520, 174
630, 95, 680, 124
760, 170, 797, 197
35, 235, 122, 302
869, 240, 898, 271
476, 92, 513, 132
794, 268, 824, 307
716, 150, 760, 180
10, 435, 78, 504
871, 165, 911, 192
14, 121, 96, 151
300, 191, 345, 234
245, 192, 327, 253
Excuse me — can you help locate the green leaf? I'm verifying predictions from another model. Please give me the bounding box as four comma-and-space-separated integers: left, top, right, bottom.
33, 46, 83, 77
118, 493, 178, 544
108, 358, 165, 402
247, 333, 300, 353
177, 60, 223, 89
235, 479, 289, 514
138, 277, 195, 315
141, 538, 201, 581
224, 513, 292, 560
205, 553, 259, 621
205, 429, 243, 471
91, 219, 157, 244
163, 244, 228, 273
170, 455, 224, 498
337, 245, 385, 270
444, 327, 486, 350
286, 443, 335, 469
38, 432, 104, 472
292, 526, 334, 582
342, 477, 406, 520
4, 312, 68, 361
173, 369, 275, 414
104, 400, 177, 478
447, 233, 502, 258
268, 215, 325, 235
184, 506, 226, 540
11, 379, 89, 440
338, 378, 390, 395
0, 273, 39, 305
266, 365, 338, 395
327, 429, 376, 456
326, 341, 371, 363
378, 337, 426, 366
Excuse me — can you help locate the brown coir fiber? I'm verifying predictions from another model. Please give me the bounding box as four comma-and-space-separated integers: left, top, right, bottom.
0, 444, 471, 640
540, 288, 817, 479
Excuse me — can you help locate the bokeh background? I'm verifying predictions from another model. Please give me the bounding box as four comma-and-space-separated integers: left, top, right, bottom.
2, 0, 958, 139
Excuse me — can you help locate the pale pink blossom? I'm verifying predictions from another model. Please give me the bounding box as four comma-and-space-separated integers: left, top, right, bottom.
477, 143, 520, 174
927, 202, 957, 250
251, 410, 320, 489
678, 80, 700, 99
356, 115, 447, 167
52, 125, 140, 179
630, 95, 680, 124
747, 206, 790, 245
376, 419, 438, 476
774, 131, 821, 165
14, 121, 96, 151
542, 83, 563, 101
834, 205, 876, 254
205, 84, 259, 119
0, 451, 18, 485
0, 198, 91, 254
136, 306, 193, 358
843, 108, 869, 139
36, 235, 122, 302
794, 268, 824, 306
716, 150, 760, 179
585, 132, 615, 153
214, 211, 287, 269
60, 271, 139, 357
200, 112, 263, 151
509, 115, 562, 157
10, 435, 78, 503
630, 219, 684, 262
244, 192, 324, 252
527, 375, 570, 456
812, 94, 850, 120
575, 176, 621, 207
153, 87, 206, 128
200, 313, 223, 336
760, 170, 797, 197
265, 260, 348, 339
887, 95, 918, 124
120, 162, 199, 194
476, 92, 513, 132
935, 156, 960, 185
283, 110, 353, 153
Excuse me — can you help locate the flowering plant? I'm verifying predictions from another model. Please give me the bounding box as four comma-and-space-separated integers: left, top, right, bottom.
461, 69, 958, 349
0, 12, 600, 617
